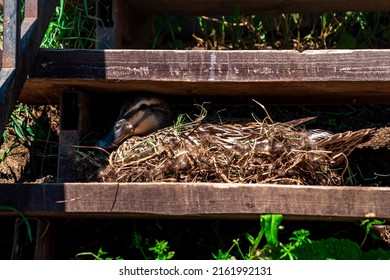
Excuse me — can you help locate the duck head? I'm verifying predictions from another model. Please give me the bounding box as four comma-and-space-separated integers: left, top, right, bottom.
97, 94, 173, 149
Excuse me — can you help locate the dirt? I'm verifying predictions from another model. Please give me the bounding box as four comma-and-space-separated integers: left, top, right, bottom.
0, 132, 30, 183
0, 105, 60, 183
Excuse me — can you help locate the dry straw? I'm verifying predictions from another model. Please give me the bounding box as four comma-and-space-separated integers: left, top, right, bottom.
97, 104, 374, 185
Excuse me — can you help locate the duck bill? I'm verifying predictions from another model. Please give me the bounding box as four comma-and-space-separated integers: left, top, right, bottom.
96, 128, 116, 149
97, 128, 132, 150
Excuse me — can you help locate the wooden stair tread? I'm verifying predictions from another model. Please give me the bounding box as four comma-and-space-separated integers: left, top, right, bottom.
0, 183, 389, 220
19, 49, 390, 104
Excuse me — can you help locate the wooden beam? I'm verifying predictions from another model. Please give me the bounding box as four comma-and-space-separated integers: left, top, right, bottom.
2, 0, 20, 69
20, 49, 390, 105
56, 130, 78, 183
0, 183, 389, 220
126, 0, 390, 15
0, 0, 57, 143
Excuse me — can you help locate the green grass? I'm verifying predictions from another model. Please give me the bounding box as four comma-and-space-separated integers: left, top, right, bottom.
41, 0, 96, 49
1, 0, 96, 163
2, 3, 390, 50
75, 231, 175, 260
1, 104, 36, 163
153, 11, 390, 50
73, 215, 389, 260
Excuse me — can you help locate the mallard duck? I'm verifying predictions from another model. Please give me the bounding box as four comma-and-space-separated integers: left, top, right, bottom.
185, 122, 374, 166
97, 94, 173, 149
98, 112, 374, 184
95, 96, 375, 184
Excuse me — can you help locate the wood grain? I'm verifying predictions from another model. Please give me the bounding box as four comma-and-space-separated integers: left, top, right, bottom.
0, 183, 389, 220
20, 49, 390, 104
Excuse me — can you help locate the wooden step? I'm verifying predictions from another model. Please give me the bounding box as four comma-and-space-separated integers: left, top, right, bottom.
0, 183, 389, 220
19, 49, 390, 105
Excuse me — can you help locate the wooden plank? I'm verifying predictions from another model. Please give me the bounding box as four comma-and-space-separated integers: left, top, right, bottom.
102, 1, 153, 48
57, 92, 84, 183
0, 183, 389, 220
126, 0, 390, 15
56, 130, 78, 183
0, 0, 57, 143
2, 0, 20, 69
19, 49, 390, 105
34, 219, 57, 260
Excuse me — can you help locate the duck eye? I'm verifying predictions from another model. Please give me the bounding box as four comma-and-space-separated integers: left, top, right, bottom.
139, 103, 148, 110
114, 119, 125, 132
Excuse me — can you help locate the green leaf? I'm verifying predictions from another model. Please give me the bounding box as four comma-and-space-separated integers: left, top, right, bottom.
337, 32, 357, 49
363, 248, 390, 260
261, 214, 283, 248
361, 219, 385, 234
0, 205, 32, 242
166, 251, 175, 260
293, 238, 363, 260
360, 219, 385, 246
245, 232, 255, 245
212, 249, 232, 260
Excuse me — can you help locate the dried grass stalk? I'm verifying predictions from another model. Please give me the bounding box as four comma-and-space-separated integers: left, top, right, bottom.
98, 107, 373, 185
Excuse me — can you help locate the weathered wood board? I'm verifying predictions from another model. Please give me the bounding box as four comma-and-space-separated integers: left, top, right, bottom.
0, 183, 389, 220
0, 0, 57, 142
18, 49, 390, 104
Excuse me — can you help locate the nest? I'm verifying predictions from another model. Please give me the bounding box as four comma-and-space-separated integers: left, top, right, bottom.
96, 107, 374, 185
